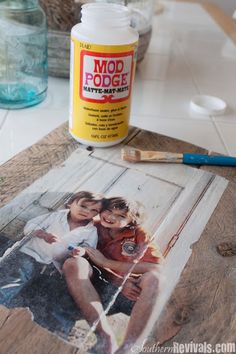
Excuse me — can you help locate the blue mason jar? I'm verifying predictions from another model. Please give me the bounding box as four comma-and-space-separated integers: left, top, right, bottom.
0, 0, 48, 109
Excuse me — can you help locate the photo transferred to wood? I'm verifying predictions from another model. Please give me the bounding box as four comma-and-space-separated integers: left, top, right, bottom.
0, 145, 228, 353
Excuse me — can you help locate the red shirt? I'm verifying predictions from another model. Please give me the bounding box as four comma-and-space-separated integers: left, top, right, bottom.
95, 222, 162, 272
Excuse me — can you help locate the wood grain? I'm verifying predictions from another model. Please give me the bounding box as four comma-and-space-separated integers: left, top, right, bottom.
155, 180, 236, 346
0, 2, 236, 350
201, 164, 236, 184
0, 306, 78, 354
0, 125, 140, 209
0, 124, 234, 352
0, 123, 78, 208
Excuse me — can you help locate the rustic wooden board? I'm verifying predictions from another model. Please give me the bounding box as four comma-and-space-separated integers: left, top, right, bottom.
0, 306, 78, 354
0, 121, 235, 353
0, 2, 236, 351
154, 179, 236, 347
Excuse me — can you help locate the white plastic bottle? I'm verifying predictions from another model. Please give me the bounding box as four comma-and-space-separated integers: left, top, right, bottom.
69, 3, 139, 147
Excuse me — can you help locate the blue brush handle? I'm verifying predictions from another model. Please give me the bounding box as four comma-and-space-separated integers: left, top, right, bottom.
183, 153, 236, 166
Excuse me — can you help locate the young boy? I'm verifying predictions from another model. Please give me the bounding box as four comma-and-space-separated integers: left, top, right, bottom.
21, 191, 103, 264
88, 197, 162, 283
0, 191, 103, 305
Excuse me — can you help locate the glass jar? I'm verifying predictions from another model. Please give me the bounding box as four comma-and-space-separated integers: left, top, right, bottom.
0, 0, 48, 109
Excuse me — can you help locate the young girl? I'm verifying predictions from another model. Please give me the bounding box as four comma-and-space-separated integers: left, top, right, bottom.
0, 191, 103, 305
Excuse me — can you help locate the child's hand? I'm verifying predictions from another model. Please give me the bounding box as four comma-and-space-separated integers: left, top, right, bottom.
43, 233, 59, 244
71, 248, 81, 257
121, 277, 141, 301
70, 246, 86, 257
34, 230, 59, 244
85, 247, 108, 267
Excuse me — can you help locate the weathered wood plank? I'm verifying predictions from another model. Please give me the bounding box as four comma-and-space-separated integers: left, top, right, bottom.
0, 306, 78, 354
0, 148, 92, 230
1, 218, 26, 241
1, 160, 181, 242
0, 147, 228, 350
201, 164, 236, 184
154, 171, 217, 252
0, 123, 229, 346
0, 149, 126, 227
128, 129, 207, 155
102, 168, 182, 233
0, 124, 78, 208
0, 140, 233, 352
0, 123, 137, 209
37, 157, 125, 210
0, 1, 235, 351
1, 162, 126, 239
1, 143, 210, 247
92, 130, 207, 187
141, 174, 228, 342
163, 174, 228, 295
151, 180, 236, 347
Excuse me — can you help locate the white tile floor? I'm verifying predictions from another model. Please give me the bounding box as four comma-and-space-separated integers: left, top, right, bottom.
0, 110, 8, 129
130, 115, 228, 154
131, 79, 198, 119
0, 1, 236, 165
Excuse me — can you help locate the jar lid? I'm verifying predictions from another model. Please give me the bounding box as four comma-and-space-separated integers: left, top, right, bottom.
190, 95, 227, 115
81, 3, 131, 27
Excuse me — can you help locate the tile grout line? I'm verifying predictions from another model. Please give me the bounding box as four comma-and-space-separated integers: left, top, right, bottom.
176, 40, 203, 97
134, 42, 213, 124
177, 40, 230, 155
211, 119, 231, 155
131, 112, 210, 122
0, 111, 9, 131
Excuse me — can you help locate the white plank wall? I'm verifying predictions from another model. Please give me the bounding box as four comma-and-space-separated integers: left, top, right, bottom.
91, 146, 205, 187
0, 145, 228, 261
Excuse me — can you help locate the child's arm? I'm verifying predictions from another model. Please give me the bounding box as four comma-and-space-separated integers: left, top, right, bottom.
81, 228, 98, 248
85, 248, 160, 274
24, 213, 51, 235
33, 230, 59, 244
70, 228, 98, 257
24, 213, 59, 243
105, 258, 160, 274
86, 227, 162, 273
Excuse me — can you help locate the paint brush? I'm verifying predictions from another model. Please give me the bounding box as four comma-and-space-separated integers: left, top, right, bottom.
121, 147, 236, 166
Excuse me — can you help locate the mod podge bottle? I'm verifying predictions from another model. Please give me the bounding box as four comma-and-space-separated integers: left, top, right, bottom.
69, 3, 139, 147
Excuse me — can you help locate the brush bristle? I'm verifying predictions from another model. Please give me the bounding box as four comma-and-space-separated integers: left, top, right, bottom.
121, 148, 141, 162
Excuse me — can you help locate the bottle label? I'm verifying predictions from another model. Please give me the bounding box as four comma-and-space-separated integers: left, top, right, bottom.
70, 38, 138, 144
